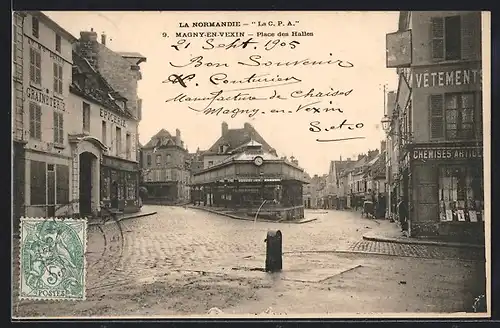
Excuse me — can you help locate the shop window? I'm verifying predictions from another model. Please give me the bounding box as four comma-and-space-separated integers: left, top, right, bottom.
101, 169, 111, 201
438, 165, 483, 222
56, 165, 69, 205
29, 47, 41, 85
30, 160, 46, 205
53, 111, 64, 145
53, 62, 63, 95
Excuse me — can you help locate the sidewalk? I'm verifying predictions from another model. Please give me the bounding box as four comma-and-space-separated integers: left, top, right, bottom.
362, 219, 485, 249
186, 205, 318, 224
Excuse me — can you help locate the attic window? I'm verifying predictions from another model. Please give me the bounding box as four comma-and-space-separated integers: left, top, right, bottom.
108, 93, 115, 101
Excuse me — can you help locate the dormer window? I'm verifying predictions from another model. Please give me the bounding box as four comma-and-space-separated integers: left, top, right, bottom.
218, 144, 229, 154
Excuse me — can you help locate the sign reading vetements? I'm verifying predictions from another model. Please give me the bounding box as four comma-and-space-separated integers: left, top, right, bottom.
412, 147, 483, 161
413, 68, 482, 89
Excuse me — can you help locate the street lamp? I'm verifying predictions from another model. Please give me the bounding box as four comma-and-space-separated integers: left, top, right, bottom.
381, 114, 392, 133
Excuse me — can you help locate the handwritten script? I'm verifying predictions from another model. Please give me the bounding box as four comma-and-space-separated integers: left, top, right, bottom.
162, 19, 365, 142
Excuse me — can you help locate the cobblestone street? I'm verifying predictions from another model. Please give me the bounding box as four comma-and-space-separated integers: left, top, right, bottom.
12, 206, 487, 317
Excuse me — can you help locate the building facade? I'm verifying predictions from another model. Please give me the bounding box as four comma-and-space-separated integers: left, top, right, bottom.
14, 12, 77, 218
140, 128, 191, 204
11, 13, 146, 219
191, 122, 308, 220
387, 11, 484, 241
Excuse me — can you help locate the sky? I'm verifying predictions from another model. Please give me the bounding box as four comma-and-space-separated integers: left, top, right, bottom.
46, 11, 400, 176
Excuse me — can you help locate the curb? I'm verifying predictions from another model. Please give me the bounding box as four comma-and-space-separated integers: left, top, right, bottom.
188, 206, 317, 224
362, 234, 485, 249
88, 211, 158, 226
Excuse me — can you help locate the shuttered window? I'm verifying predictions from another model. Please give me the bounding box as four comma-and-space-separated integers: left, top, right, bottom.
29, 47, 41, 85
431, 13, 481, 61
30, 160, 46, 205
29, 102, 42, 140
430, 94, 444, 139
53, 111, 64, 144
56, 165, 70, 204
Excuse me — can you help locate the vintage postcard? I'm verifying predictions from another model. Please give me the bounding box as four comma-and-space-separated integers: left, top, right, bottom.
11, 10, 490, 318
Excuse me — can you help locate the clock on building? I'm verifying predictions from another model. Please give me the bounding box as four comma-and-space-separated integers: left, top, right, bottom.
253, 156, 264, 166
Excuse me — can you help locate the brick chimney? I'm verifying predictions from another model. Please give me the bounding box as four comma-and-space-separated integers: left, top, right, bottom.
101, 32, 106, 45
358, 154, 365, 161
175, 128, 181, 146
221, 121, 228, 136
244, 122, 252, 130
77, 28, 99, 70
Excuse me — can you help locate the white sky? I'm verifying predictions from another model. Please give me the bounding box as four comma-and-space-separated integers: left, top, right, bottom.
46, 11, 400, 176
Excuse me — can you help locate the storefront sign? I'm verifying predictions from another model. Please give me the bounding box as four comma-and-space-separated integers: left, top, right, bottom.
26, 87, 66, 111
386, 30, 412, 68
396, 73, 411, 112
100, 108, 127, 127
102, 156, 138, 171
412, 147, 483, 161
413, 68, 482, 89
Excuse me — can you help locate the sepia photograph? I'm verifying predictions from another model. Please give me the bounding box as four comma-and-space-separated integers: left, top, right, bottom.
11, 10, 490, 318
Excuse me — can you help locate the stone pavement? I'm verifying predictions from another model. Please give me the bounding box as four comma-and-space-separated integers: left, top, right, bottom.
186, 205, 318, 224
12, 206, 487, 317
362, 219, 485, 249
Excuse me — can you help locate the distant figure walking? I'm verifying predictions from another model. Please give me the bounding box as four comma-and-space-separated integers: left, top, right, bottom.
397, 198, 408, 233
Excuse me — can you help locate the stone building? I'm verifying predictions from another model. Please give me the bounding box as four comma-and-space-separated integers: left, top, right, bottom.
140, 128, 190, 204
386, 11, 484, 241
190, 122, 308, 220
12, 11, 77, 219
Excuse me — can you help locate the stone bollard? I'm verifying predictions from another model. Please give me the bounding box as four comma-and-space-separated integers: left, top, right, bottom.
265, 230, 282, 272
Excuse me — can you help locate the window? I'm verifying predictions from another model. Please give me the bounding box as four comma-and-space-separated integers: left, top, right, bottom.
100, 168, 111, 201
56, 165, 69, 204
29, 47, 41, 85
166, 154, 171, 163
430, 93, 475, 140
126, 133, 131, 159
53, 63, 63, 94
32, 16, 39, 38
82, 102, 90, 132
30, 160, 46, 205
55, 34, 61, 53
445, 93, 475, 139
101, 121, 107, 145
126, 173, 137, 200
116, 127, 122, 156
438, 165, 483, 222
431, 14, 480, 61
53, 111, 64, 144
156, 154, 161, 166
29, 102, 42, 140
147, 154, 152, 166
208, 161, 214, 167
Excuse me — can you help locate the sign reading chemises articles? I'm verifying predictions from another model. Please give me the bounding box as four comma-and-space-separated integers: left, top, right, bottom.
411, 146, 483, 161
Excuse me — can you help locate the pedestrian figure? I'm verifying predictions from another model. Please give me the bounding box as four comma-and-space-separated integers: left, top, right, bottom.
397, 197, 408, 233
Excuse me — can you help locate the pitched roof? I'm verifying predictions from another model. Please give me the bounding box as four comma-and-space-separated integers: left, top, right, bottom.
142, 129, 180, 149
205, 123, 274, 155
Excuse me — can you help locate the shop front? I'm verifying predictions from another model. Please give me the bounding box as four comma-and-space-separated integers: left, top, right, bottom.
409, 143, 484, 242
100, 155, 140, 213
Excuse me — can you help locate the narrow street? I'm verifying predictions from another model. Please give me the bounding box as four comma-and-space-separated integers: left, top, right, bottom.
13, 206, 486, 317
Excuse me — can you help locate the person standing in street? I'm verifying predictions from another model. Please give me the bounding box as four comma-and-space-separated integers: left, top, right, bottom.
397, 197, 408, 233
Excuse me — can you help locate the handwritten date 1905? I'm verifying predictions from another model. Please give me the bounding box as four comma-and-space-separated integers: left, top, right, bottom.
309, 120, 364, 132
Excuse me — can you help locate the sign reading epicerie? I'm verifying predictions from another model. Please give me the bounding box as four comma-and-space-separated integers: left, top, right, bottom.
413, 68, 482, 89
100, 108, 127, 127
412, 147, 483, 161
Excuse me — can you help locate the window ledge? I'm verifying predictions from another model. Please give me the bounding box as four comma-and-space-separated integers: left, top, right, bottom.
53, 93, 64, 100
53, 143, 65, 149
29, 82, 42, 90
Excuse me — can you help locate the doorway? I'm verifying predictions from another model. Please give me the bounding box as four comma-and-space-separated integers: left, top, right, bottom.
79, 152, 95, 215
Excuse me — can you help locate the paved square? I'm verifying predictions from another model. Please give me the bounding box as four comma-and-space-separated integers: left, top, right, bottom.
19, 217, 87, 301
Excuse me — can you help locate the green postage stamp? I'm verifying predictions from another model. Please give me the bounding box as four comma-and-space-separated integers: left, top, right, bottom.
19, 217, 87, 301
